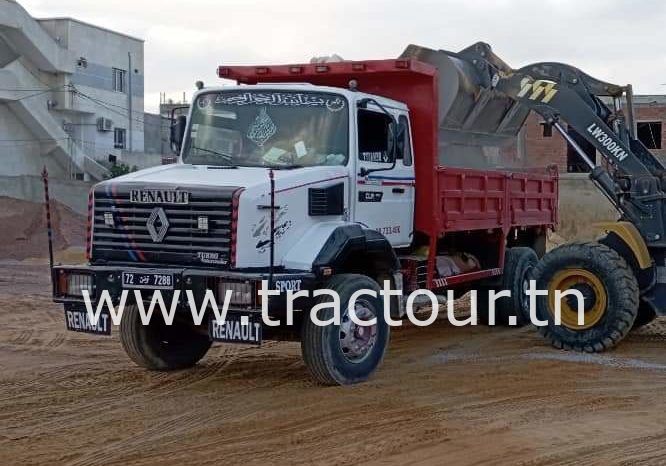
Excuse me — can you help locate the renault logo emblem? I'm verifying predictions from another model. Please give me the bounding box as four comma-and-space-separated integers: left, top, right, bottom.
146, 207, 169, 243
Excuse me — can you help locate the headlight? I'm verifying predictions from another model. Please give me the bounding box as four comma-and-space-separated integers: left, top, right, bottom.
58, 271, 94, 297
218, 281, 253, 306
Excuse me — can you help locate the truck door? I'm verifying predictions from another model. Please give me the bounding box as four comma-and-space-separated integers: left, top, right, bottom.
354, 108, 415, 247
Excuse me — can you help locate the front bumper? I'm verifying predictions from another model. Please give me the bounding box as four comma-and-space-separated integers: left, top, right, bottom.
52, 264, 317, 314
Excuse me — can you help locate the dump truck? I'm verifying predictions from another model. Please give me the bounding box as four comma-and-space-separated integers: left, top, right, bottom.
425, 42, 666, 353
51, 46, 558, 385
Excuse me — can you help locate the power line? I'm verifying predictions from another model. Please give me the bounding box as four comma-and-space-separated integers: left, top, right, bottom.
0, 138, 69, 148
0, 136, 68, 142
71, 88, 168, 128
0, 85, 70, 104
0, 87, 72, 92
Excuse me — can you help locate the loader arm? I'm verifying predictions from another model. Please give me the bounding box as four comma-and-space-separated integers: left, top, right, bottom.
451, 43, 666, 251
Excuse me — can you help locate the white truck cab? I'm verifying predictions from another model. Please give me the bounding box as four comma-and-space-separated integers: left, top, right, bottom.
172, 84, 416, 270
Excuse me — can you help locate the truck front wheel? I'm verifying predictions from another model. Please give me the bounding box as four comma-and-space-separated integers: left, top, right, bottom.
120, 305, 212, 370
301, 274, 390, 385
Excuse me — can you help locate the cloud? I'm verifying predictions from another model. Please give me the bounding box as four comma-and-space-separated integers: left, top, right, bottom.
19, 0, 666, 113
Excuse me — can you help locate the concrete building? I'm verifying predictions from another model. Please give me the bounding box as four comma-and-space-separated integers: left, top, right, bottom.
523, 95, 666, 172
0, 0, 153, 211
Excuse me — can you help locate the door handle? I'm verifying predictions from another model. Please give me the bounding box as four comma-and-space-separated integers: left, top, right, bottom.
392, 187, 405, 194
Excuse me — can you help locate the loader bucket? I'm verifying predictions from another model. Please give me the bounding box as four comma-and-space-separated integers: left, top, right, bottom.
400, 43, 530, 168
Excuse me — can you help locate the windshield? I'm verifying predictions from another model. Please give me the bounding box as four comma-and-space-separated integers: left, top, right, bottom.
182, 90, 349, 168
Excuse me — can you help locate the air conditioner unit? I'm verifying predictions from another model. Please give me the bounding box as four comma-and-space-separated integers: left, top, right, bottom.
96, 117, 113, 132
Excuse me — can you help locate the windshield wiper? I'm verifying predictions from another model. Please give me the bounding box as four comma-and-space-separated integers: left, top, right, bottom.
190, 145, 233, 161
269, 164, 304, 170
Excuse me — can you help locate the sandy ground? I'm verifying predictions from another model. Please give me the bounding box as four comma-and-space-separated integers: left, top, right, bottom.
2, 259, 666, 466
0, 197, 85, 261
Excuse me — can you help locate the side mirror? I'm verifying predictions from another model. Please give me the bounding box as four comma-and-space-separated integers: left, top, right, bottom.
170, 115, 187, 153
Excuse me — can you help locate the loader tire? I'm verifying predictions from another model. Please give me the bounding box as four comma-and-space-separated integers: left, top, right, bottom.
477, 247, 538, 326
120, 305, 212, 370
532, 242, 639, 352
301, 274, 389, 386
632, 301, 657, 330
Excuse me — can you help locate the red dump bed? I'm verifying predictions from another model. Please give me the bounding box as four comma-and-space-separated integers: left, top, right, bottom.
218, 59, 559, 238
438, 166, 558, 233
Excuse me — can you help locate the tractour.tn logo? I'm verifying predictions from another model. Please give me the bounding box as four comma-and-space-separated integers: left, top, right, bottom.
81, 280, 588, 328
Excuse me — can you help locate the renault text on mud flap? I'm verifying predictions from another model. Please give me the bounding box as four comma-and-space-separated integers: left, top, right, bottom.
209, 314, 262, 345
586, 123, 629, 162
130, 189, 190, 204
65, 308, 111, 335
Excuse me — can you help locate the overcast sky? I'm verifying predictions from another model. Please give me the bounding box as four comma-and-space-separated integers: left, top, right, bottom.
19, 0, 666, 113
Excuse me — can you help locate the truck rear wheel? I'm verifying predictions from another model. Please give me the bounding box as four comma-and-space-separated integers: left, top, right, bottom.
477, 247, 538, 326
301, 274, 389, 386
120, 305, 212, 370
532, 242, 639, 352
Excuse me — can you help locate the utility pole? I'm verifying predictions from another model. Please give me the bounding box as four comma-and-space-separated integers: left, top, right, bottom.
128, 51, 133, 152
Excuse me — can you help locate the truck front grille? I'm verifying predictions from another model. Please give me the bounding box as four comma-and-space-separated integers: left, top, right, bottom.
91, 184, 240, 267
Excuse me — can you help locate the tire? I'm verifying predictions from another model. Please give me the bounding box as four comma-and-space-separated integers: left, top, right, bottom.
301, 274, 390, 386
632, 301, 657, 330
532, 242, 639, 352
477, 247, 538, 326
120, 304, 212, 370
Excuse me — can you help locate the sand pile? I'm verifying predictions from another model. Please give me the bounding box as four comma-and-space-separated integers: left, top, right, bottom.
0, 196, 86, 260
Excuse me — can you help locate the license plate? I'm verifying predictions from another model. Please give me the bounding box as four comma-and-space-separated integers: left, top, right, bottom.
64, 308, 111, 335
209, 313, 262, 345
122, 272, 174, 289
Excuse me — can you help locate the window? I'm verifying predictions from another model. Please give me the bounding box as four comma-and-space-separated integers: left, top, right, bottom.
398, 115, 412, 166
114, 128, 126, 149
540, 121, 553, 137
566, 125, 596, 173
358, 109, 392, 163
637, 121, 662, 150
112, 68, 126, 93
183, 91, 349, 167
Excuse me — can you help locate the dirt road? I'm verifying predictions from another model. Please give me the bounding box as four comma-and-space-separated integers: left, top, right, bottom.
2, 259, 666, 465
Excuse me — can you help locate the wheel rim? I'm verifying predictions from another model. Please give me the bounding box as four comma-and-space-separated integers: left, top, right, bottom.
547, 268, 608, 329
339, 299, 378, 363
520, 264, 534, 317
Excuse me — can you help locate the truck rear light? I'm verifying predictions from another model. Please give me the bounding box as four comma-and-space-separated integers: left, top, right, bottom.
57, 270, 94, 298
86, 189, 94, 261
218, 281, 253, 306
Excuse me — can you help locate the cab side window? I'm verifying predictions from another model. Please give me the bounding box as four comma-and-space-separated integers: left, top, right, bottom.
398, 115, 412, 166
358, 109, 392, 163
